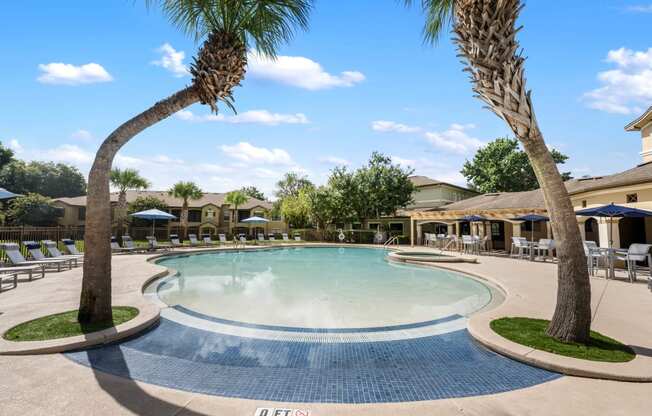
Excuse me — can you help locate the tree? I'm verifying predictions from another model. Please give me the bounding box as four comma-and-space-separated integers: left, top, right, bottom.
79, 0, 313, 324
461, 137, 571, 193
0, 161, 87, 198
128, 196, 169, 227
6, 193, 64, 226
110, 168, 150, 242
168, 181, 203, 239
306, 186, 352, 231
280, 188, 311, 229
225, 190, 249, 225
0, 141, 15, 171
275, 172, 314, 200
410, 0, 591, 342
240, 186, 265, 201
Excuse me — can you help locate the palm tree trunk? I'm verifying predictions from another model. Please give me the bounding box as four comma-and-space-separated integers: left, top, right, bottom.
182, 201, 189, 240
116, 191, 127, 244
452, 0, 591, 342
78, 86, 199, 324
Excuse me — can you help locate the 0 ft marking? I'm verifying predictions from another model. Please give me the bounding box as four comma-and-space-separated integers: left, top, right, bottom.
254, 408, 310, 416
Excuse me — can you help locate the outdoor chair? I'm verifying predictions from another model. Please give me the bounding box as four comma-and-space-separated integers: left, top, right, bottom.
218, 234, 228, 244
24, 241, 77, 268
239, 235, 247, 244
294, 235, 302, 241
583, 241, 605, 276
202, 234, 215, 246
0, 264, 44, 281
111, 237, 136, 253
269, 235, 276, 241
282, 233, 290, 241
122, 236, 147, 253
478, 235, 490, 253
534, 239, 555, 261
43, 240, 83, 262
62, 239, 83, 256
616, 243, 652, 283
510, 237, 529, 259
169, 234, 183, 247
462, 235, 478, 255
0, 271, 18, 292
188, 234, 201, 246
146, 236, 171, 251
1, 243, 68, 272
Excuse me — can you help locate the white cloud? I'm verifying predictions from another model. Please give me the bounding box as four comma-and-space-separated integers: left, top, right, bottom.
35, 144, 95, 164
424, 123, 484, 154
8, 139, 23, 153
152, 43, 189, 77
37, 63, 113, 85
70, 129, 94, 141
583, 47, 652, 114
319, 156, 350, 166
371, 120, 421, 133
221, 142, 293, 165
247, 53, 365, 90
390, 156, 416, 167
626, 4, 652, 12
176, 109, 308, 125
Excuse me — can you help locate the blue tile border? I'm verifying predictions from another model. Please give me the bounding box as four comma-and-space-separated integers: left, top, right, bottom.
172, 304, 463, 334
65, 318, 562, 403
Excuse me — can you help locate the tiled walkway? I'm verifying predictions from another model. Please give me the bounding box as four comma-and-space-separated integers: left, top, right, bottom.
65, 316, 560, 403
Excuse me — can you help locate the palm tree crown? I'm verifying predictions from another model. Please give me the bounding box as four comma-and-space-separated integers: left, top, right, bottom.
147, 0, 313, 112
169, 181, 204, 204
404, 0, 455, 44
110, 168, 150, 192
225, 190, 249, 208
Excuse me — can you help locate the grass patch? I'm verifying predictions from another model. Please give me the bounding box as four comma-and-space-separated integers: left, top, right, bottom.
490, 317, 635, 363
3, 307, 139, 342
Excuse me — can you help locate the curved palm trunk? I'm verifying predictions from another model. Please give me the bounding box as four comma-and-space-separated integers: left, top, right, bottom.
78, 86, 199, 324
453, 0, 591, 342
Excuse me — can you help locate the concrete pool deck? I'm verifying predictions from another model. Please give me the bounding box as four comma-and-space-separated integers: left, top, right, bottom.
1, 243, 652, 415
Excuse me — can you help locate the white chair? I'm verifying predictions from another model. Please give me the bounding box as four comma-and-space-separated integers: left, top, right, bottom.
294, 235, 302, 241
257, 233, 266, 242
202, 234, 215, 245
282, 233, 290, 241
24, 241, 76, 268
62, 239, 83, 256
122, 236, 146, 252
535, 239, 555, 261
43, 240, 83, 262
461, 235, 477, 254
616, 243, 652, 283
111, 237, 135, 253
0, 271, 18, 292
583, 241, 605, 276
218, 233, 228, 244
146, 236, 171, 250
188, 234, 200, 246
2, 243, 68, 272
510, 237, 529, 259
169, 234, 183, 247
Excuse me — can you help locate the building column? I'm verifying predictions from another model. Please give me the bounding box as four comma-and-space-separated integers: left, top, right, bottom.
411, 218, 416, 247
576, 217, 587, 241
512, 222, 522, 238
447, 223, 454, 236
455, 221, 461, 236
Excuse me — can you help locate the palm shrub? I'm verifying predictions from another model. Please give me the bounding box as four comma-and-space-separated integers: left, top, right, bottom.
79, 0, 313, 324
110, 168, 150, 243
407, 0, 591, 343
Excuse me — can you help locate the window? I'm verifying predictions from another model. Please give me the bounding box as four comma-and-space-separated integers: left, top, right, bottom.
223, 209, 230, 221
205, 208, 215, 219
78, 207, 86, 221
170, 209, 181, 219
368, 223, 380, 231
581, 200, 587, 208
271, 212, 281, 221
627, 193, 638, 203
389, 223, 404, 234
187, 210, 202, 222
351, 223, 362, 230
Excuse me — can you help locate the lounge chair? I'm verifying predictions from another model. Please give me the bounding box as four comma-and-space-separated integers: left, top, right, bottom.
202, 234, 216, 246
0, 271, 18, 292
257, 233, 267, 243
146, 236, 171, 250
43, 240, 83, 262
188, 234, 201, 246
616, 243, 652, 283
111, 237, 135, 253
239, 235, 247, 244
62, 239, 83, 256
23, 241, 77, 268
2, 243, 69, 272
269, 235, 276, 241
282, 233, 290, 241
0, 265, 45, 281
218, 233, 228, 244
169, 234, 183, 247
122, 236, 147, 253
294, 235, 302, 241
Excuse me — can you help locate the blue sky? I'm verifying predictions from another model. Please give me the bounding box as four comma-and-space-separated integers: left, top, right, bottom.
1, 1, 651, 198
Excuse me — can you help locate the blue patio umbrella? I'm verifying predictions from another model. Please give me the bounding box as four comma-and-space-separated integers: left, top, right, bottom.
461, 215, 486, 222
0, 187, 20, 200
241, 216, 269, 236
130, 209, 176, 236
576, 203, 652, 248
512, 214, 549, 242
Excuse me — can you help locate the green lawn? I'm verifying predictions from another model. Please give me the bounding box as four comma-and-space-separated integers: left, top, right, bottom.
3, 307, 139, 342
490, 317, 635, 363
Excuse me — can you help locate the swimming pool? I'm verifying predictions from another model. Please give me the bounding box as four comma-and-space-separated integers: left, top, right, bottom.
151, 247, 493, 329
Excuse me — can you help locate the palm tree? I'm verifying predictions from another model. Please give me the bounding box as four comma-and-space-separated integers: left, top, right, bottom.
110, 168, 150, 243
408, 0, 591, 343
78, 0, 313, 324
169, 181, 203, 239
225, 190, 249, 233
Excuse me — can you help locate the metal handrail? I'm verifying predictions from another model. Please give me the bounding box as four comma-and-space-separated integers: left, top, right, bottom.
383, 236, 399, 247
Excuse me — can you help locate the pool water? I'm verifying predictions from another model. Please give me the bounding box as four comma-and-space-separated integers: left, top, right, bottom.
153, 247, 492, 328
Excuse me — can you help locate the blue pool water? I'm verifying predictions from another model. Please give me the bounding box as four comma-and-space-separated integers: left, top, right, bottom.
64, 247, 561, 403
154, 247, 493, 328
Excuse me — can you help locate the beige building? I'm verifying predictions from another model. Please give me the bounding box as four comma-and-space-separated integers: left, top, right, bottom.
410, 107, 652, 250
55, 191, 287, 238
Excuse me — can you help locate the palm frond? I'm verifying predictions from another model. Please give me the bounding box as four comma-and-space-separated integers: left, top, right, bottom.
403, 0, 456, 44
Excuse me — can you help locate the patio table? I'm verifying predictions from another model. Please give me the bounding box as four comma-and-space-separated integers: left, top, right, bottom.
600, 248, 628, 280
525, 241, 537, 261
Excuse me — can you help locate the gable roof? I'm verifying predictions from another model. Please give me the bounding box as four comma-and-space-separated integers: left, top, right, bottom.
625, 106, 652, 131
409, 175, 477, 194
56, 190, 272, 210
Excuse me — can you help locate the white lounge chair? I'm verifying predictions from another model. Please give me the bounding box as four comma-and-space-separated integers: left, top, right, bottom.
0, 265, 45, 281
111, 237, 136, 253
269, 235, 276, 241
43, 240, 83, 262
169, 234, 183, 247
239, 235, 247, 244
2, 243, 68, 272
282, 233, 289, 241
23, 241, 77, 268
294, 235, 302, 241
146, 236, 171, 250
616, 243, 652, 283
218, 233, 228, 244
62, 239, 83, 256
0, 271, 18, 292
202, 234, 216, 246
257, 233, 266, 243
188, 234, 200, 246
